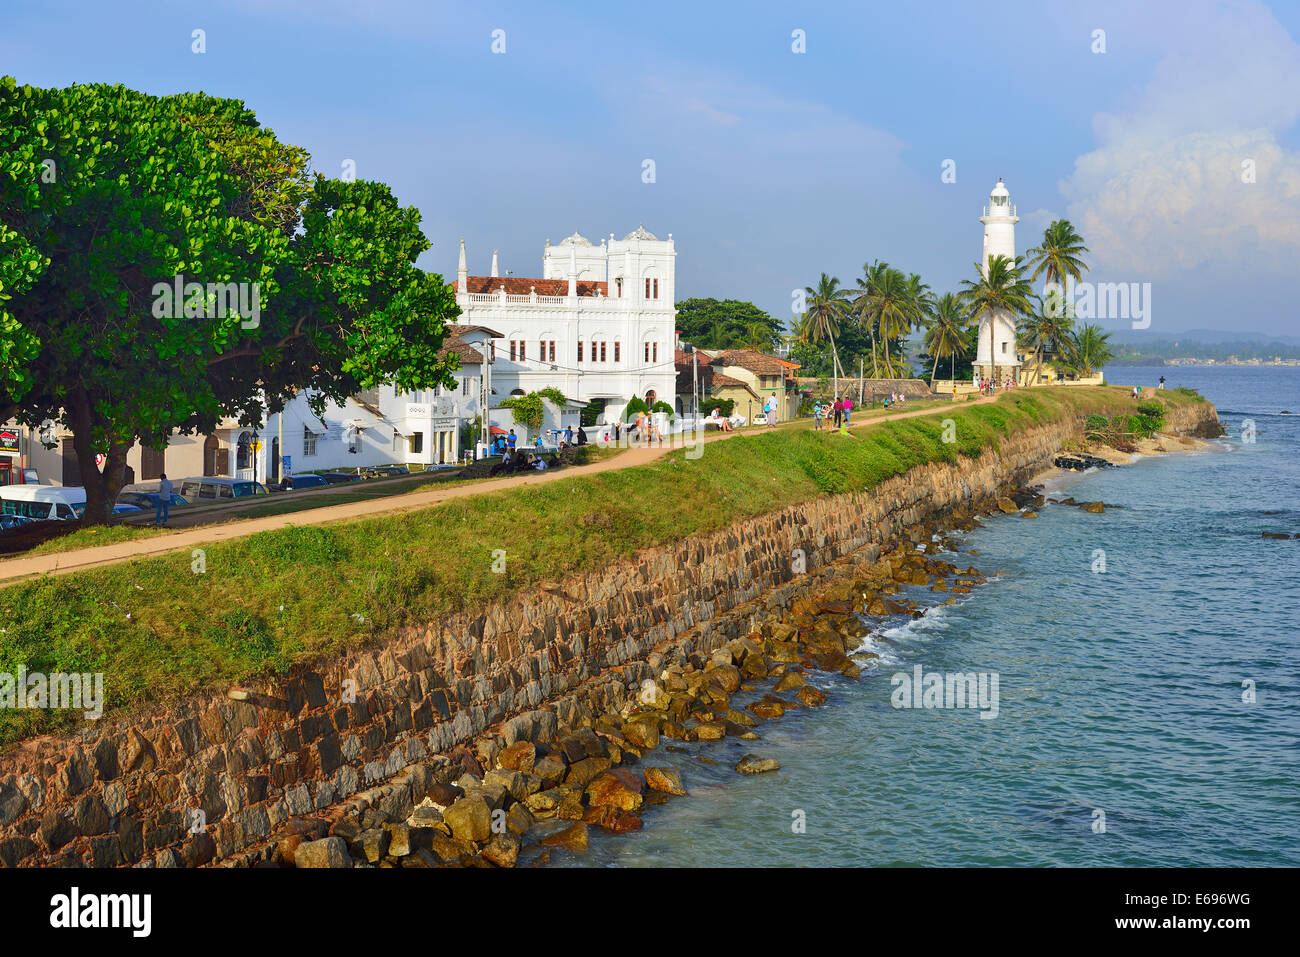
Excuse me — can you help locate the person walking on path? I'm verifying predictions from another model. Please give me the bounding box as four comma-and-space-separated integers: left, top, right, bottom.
155, 473, 173, 527
832, 396, 843, 429
813, 401, 823, 430
843, 396, 853, 426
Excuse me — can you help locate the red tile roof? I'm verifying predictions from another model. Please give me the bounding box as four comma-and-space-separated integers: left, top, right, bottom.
459, 276, 609, 298
712, 349, 799, 376
440, 333, 488, 365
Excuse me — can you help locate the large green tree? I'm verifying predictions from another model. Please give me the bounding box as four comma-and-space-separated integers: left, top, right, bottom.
0, 77, 461, 523
674, 298, 783, 351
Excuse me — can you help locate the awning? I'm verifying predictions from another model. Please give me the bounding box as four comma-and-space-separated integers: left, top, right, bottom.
489, 426, 508, 435
391, 422, 414, 438
302, 412, 329, 435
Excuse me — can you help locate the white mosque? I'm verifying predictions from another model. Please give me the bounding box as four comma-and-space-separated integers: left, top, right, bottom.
974, 178, 1022, 385
451, 227, 679, 425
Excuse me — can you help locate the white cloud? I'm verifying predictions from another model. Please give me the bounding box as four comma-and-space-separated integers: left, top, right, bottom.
1061, 0, 1300, 278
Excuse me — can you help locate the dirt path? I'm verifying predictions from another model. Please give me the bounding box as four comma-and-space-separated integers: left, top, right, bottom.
0, 394, 993, 585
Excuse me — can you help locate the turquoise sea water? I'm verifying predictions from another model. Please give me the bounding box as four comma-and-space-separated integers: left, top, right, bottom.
555, 366, 1300, 867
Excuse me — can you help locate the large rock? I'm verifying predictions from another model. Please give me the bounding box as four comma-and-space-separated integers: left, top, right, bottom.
482, 831, 521, 868
484, 769, 542, 802
736, 754, 781, 774
773, 672, 807, 693
295, 837, 350, 868
497, 741, 536, 773
539, 822, 588, 853
565, 756, 612, 789
533, 753, 568, 785
708, 665, 741, 693
1080, 501, 1106, 514
644, 767, 687, 796
585, 769, 644, 812
443, 795, 492, 844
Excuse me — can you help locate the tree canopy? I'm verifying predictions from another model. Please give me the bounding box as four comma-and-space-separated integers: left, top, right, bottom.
0, 77, 461, 521
675, 298, 784, 350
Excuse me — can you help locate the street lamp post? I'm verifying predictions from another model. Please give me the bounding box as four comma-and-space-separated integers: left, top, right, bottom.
251, 429, 260, 485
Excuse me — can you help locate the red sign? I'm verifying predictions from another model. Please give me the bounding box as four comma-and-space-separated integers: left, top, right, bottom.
0, 430, 18, 454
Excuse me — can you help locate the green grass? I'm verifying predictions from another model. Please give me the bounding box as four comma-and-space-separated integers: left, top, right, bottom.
3, 448, 624, 560
0, 387, 1204, 746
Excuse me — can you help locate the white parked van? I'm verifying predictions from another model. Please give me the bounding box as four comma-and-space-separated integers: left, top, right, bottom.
0, 485, 87, 521
177, 477, 269, 503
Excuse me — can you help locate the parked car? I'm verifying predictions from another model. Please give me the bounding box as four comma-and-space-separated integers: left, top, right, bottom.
321, 471, 363, 485
361, 465, 410, 479
0, 485, 87, 520
117, 491, 189, 510
177, 477, 269, 503
0, 514, 36, 531
278, 473, 329, 491
112, 503, 143, 515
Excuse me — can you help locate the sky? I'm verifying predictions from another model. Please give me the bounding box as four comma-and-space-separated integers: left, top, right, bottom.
3, 0, 1299, 339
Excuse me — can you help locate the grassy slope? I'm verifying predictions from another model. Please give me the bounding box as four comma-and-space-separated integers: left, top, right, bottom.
0, 387, 1204, 744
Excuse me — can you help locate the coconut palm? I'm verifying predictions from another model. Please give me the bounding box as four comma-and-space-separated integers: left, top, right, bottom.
959, 254, 1036, 383
1019, 303, 1077, 385
923, 292, 970, 383
859, 263, 914, 376
1061, 323, 1114, 378
853, 261, 886, 378
801, 272, 850, 400
1025, 219, 1089, 310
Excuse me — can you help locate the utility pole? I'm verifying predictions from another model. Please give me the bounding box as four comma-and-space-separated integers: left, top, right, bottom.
859, 357, 864, 404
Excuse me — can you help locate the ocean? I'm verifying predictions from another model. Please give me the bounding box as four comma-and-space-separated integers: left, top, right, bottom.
553, 365, 1300, 867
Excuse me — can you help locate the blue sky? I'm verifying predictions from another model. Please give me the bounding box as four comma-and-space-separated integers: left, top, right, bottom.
4, 0, 1300, 338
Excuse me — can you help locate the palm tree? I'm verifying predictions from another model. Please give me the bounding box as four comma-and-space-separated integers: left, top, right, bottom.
853, 262, 885, 378
1019, 303, 1076, 385
923, 292, 970, 383
1025, 219, 1089, 313
959, 254, 1036, 384
1061, 323, 1114, 378
802, 272, 850, 401
860, 263, 913, 377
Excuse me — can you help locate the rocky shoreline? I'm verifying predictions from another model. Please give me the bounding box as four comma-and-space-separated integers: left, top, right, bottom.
285, 473, 1155, 869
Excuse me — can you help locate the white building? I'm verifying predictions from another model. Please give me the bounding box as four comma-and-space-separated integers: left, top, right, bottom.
974, 178, 1022, 383
452, 227, 678, 424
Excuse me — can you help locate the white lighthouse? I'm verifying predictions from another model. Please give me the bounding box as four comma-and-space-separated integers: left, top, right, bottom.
975, 178, 1021, 384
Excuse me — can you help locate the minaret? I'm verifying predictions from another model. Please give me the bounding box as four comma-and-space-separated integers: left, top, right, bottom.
567, 238, 577, 297
457, 238, 467, 295
975, 178, 1021, 383
490, 250, 499, 278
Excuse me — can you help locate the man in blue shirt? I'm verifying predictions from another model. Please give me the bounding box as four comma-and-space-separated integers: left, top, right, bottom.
507, 430, 517, 453
155, 473, 173, 527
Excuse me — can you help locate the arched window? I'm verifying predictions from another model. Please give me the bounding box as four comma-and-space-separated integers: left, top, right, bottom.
236, 431, 251, 470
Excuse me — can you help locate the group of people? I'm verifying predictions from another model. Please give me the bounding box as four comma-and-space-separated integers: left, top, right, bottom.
813, 396, 854, 431
488, 446, 561, 477
883, 391, 908, 408
974, 374, 1016, 395
609, 413, 665, 446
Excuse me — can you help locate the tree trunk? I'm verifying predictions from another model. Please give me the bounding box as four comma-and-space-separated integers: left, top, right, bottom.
68, 391, 132, 526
